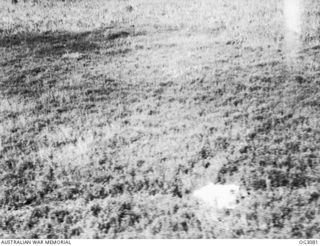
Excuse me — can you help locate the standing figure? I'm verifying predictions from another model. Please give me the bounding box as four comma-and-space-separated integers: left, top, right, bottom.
284, 0, 302, 34
283, 0, 303, 64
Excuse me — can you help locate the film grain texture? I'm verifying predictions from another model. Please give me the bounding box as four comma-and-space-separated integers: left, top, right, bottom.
0, 0, 320, 239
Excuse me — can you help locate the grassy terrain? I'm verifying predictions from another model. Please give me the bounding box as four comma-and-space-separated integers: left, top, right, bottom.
1, 0, 320, 239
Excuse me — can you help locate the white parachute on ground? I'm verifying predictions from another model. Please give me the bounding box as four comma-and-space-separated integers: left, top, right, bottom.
193, 183, 240, 210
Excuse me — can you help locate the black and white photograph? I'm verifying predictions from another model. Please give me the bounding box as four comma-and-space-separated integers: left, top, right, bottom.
0, 0, 320, 240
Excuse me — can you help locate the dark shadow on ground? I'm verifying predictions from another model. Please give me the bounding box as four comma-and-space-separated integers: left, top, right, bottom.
0, 26, 135, 57
0, 30, 100, 57
0, 27, 137, 99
